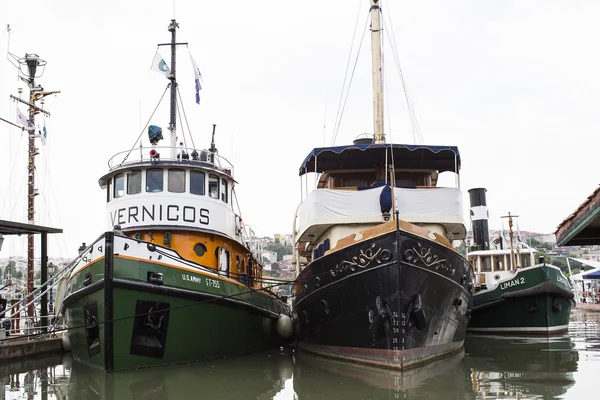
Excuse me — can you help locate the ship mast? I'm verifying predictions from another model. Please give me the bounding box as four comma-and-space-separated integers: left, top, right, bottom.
370, 0, 385, 144
157, 19, 189, 159
501, 212, 519, 270
168, 19, 178, 158
9, 54, 60, 318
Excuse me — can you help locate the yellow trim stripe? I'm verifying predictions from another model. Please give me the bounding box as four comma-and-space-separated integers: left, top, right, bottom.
117, 255, 282, 299
115, 254, 249, 289
69, 256, 105, 278
68, 254, 281, 300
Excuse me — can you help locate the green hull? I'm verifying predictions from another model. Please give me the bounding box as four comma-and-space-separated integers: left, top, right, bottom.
63, 234, 289, 371
468, 265, 575, 334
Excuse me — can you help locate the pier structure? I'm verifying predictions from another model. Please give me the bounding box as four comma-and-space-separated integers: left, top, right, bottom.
0, 219, 62, 336
556, 186, 600, 247
555, 186, 600, 311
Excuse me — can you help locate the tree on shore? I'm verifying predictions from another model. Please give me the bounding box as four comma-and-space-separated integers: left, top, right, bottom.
265, 242, 293, 261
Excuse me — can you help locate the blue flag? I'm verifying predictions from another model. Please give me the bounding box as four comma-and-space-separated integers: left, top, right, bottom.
189, 53, 202, 104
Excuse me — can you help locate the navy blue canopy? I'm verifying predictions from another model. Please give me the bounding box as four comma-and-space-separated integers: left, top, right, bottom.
299, 143, 461, 176
583, 269, 600, 280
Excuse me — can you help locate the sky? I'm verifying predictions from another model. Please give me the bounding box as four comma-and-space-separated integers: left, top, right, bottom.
1, 0, 599, 260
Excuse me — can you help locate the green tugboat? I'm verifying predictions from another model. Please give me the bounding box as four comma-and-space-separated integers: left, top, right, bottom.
467, 188, 575, 334
60, 19, 291, 372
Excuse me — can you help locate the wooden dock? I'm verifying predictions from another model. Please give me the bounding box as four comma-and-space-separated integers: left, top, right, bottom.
0, 335, 64, 361
574, 302, 600, 313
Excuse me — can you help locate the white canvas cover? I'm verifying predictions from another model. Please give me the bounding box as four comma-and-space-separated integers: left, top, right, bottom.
297, 186, 465, 241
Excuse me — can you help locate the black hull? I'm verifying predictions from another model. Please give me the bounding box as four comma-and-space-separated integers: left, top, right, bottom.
292, 227, 473, 370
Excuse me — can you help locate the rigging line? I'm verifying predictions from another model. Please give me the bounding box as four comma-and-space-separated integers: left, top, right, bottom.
0, 116, 24, 130
1, 251, 77, 318
382, 6, 423, 145
331, 13, 370, 146
8, 169, 27, 220
2, 261, 72, 318
23, 281, 292, 343
384, 23, 421, 145
42, 166, 72, 258
230, 188, 255, 255
383, 29, 393, 143
331, 0, 365, 146
117, 85, 170, 167
0, 124, 26, 216
176, 94, 187, 149
176, 86, 196, 149
35, 179, 67, 258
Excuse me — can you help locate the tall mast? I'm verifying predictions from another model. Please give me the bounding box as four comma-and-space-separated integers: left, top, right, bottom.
502, 212, 519, 270
168, 19, 178, 157
10, 54, 60, 318
370, 0, 385, 144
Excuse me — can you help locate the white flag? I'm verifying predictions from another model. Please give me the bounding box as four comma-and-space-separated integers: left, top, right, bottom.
16, 107, 28, 127
41, 125, 47, 146
151, 51, 170, 77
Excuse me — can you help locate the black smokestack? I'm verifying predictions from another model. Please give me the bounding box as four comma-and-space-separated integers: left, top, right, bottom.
468, 188, 490, 251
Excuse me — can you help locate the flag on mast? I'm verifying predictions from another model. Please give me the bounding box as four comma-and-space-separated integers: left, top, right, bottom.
16, 107, 28, 128
151, 51, 170, 77
41, 125, 47, 146
189, 53, 202, 104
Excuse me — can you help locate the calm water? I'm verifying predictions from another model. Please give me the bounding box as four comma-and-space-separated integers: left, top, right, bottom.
1, 309, 599, 400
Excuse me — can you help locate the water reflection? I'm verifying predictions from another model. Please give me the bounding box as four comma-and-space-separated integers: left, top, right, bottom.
0, 354, 70, 400
2, 310, 600, 399
294, 350, 472, 399
67, 350, 294, 400
466, 335, 578, 399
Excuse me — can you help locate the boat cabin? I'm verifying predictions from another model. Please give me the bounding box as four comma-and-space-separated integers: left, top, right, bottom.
294, 139, 466, 268
468, 244, 536, 291
98, 144, 263, 288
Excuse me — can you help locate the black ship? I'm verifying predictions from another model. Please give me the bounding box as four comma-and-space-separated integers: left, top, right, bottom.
291, 0, 474, 370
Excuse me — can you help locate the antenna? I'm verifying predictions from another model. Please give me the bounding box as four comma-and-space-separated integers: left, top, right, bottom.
210, 124, 217, 153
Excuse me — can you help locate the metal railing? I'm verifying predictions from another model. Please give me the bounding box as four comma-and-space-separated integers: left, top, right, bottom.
108, 145, 235, 176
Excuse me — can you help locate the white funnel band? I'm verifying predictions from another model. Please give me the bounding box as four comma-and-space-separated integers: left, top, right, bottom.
470, 205, 489, 221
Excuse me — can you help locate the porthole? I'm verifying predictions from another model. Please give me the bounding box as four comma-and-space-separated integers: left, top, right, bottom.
194, 243, 207, 257
494, 274, 501, 281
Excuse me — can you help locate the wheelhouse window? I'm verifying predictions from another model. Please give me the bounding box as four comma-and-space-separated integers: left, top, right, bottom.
168, 169, 186, 193
481, 256, 492, 272
320, 172, 376, 189
107, 178, 112, 202
146, 169, 163, 192
190, 171, 205, 195
208, 174, 219, 199
521, 254, 531, 268
127, 170, 142, 195
114, 174, 124, 198
221, 179, 228, 203
395, 172, 432, 188
493, 256, 503, 271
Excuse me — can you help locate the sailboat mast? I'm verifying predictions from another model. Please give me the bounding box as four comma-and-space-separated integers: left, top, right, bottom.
168, 19, 178, 156
26, 71, 36, 319
370, 0, 385, 144
10, 53, 60, 319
